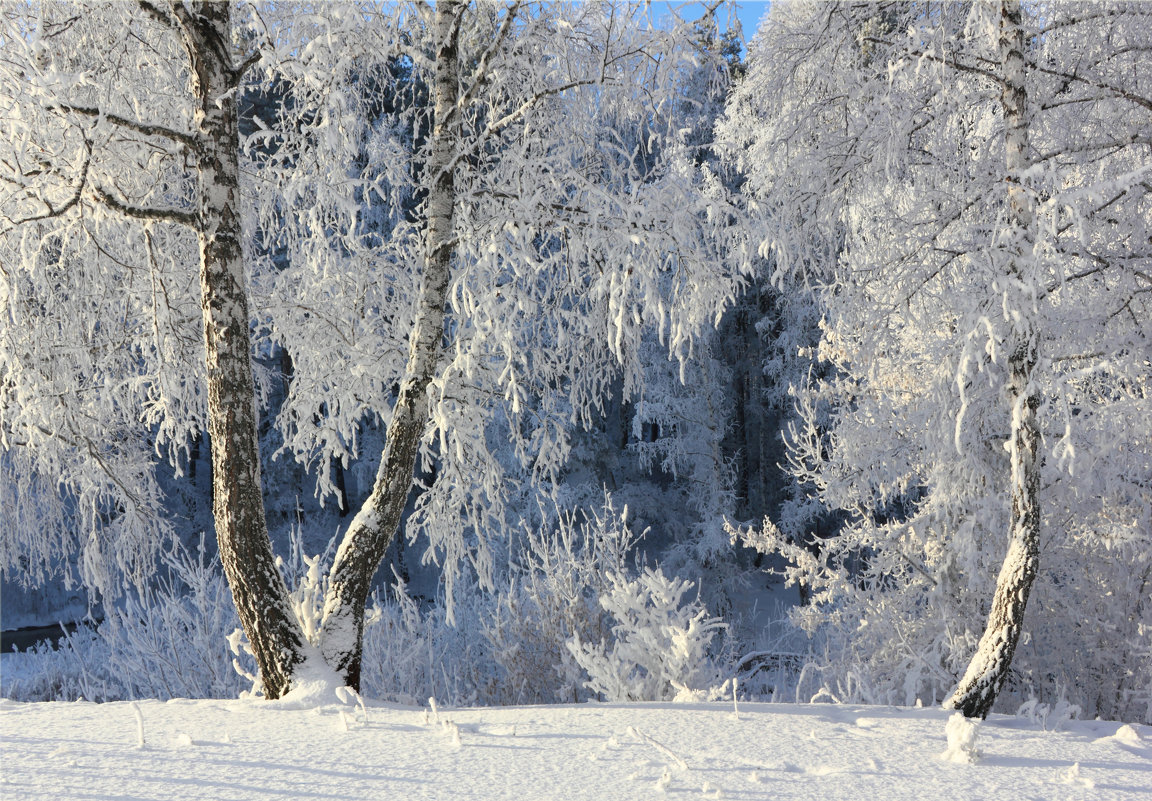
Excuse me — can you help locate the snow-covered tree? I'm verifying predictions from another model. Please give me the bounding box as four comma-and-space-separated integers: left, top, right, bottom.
250, 1, 754, 690
722, 0, 1152, 720
2, 0, 308, 696
2, 1, 752, 696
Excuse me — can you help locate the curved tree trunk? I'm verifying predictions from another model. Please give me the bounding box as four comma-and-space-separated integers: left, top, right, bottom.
181, 1, 307, 699
317, 0, 464, 691
947, 0, 1040, 719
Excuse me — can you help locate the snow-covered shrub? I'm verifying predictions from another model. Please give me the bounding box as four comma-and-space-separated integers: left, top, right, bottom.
357, 571, 494, 707
4, 537, 244, 702
0, 633, 102, 702
483, 500, 640, 704
96, 538, 244, 700
1017, 695, 1081, 732
568, 567, 727, 702
735, 507, 1152, 720
276, 524, 339, 647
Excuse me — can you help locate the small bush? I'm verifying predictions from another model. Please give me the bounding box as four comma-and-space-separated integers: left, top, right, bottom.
568, 567, 726, 702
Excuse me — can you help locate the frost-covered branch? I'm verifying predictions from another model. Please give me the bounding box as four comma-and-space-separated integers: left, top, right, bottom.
453, 0, 521, 119
1026, 59, 1152, 112
53, 103, 198, 150
90, 183, 197, 227
1, 141, 90, 229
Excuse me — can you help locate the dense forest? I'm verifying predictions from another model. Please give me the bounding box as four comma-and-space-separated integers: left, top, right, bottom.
1, 1, 1148, 724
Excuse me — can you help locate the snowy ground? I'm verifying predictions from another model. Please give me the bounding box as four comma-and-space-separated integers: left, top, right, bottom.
1, 691, 1149, 801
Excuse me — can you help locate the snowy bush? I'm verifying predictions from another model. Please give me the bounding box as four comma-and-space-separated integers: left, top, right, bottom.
275, 524, 340, 648
97, 538, 244, 700
357, 571, 495, 707
3, 504, 737, 709
1016, 695, 1082, 732
0, 634, 100, 702
568, 567, 727, 702
483, 500, 639, 704
4, 537, 244, 702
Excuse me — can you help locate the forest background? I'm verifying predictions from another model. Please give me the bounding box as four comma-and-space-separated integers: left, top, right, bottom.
1, 0, 1148, 725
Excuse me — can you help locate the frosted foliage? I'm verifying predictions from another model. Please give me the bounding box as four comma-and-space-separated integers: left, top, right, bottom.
2, 1, 749, 616
1, 538, 245, 703
723, 1, 1152, 721
483, 499, 639, 704
247, 2, 752, 598
629, 335, 735, 557
1, 3, 206, 592
568, 567, 726, 702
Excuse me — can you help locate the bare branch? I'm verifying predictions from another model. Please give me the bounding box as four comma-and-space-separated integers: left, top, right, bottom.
1036, 7, 1135, 37
1033, 134, 1152, 164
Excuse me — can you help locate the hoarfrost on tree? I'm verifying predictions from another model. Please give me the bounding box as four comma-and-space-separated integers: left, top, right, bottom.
720, 0, 1152, 721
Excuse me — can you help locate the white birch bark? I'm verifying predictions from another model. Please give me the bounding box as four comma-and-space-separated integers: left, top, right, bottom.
316, 0, 464, 690
946, 0, 1041, 719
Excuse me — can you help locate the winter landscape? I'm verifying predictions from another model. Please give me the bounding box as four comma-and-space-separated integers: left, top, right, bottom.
1, 0, 1150, 798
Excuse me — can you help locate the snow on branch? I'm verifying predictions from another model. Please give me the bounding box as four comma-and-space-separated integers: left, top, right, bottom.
53, 103, 198, 150
90, 183, 198, 227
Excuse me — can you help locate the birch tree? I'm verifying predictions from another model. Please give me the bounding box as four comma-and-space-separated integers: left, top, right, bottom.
722, 0, 1152, 720
945, 0, 1039, 720
3, 0, 308, 696
254, 0, 751, 689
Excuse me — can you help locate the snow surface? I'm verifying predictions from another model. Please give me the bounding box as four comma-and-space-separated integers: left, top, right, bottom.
2, 691, 1150, 801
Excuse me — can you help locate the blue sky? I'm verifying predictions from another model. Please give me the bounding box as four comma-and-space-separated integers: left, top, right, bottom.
731, 1, 769, 42
655, 2, 770, 52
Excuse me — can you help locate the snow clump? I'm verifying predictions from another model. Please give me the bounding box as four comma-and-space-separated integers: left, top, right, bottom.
940, 712, 980, 764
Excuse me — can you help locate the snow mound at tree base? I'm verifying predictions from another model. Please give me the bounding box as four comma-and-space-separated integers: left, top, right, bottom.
272, 655, 353, 710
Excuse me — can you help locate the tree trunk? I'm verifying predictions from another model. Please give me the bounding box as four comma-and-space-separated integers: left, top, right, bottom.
947, 0, 1040, 719
317, 0, 464, 690
182, 1, 307, 700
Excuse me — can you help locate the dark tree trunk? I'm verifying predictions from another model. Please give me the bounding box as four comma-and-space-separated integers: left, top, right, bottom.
179, 0, 307, 700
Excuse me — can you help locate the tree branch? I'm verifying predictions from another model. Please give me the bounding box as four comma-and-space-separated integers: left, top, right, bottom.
454, 1, 522, 120
1033, 134, 1152, 164
440, 73, 602, 180
231, 49, 264, 88
486, 77, 601, 140
54, 103, 198, 149
1026, 60, 1152, 113
91, 184, 198, 227
137, 0, 177, 28
1, 143, 91, 234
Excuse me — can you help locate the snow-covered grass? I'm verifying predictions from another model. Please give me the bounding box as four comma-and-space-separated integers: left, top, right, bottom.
1, 692, 1149, 800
